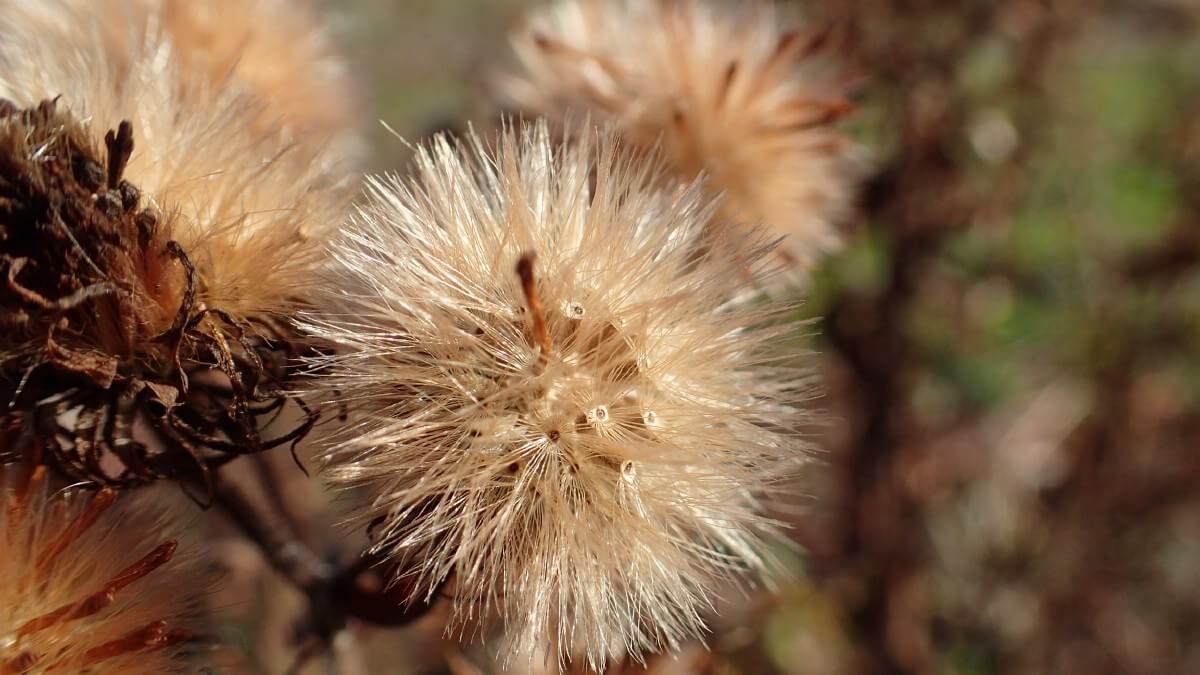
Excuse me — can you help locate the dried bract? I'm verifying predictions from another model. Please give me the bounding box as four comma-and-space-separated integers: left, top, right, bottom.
498, 0, 861, 277
0, 463, 206, 674
302, 124, 813, 668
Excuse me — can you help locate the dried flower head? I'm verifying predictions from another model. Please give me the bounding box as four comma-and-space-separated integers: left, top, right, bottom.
1, 464, 206, 673
302, 124, 812, 668
0, 1, 345, 486
0, 0, 348, 320
497, 0, 860, 276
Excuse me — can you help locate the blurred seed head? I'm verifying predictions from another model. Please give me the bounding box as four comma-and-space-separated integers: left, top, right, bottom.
497, 0, 863, 280
154, 0, 361, 156
301, 123, 814, 668
2, 0, 359, 155
0, 465, 206, 673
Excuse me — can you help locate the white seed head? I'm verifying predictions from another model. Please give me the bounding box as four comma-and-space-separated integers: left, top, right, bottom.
0, 468, 206, 674
302, 123, 814, 668
497, 0, 862, 277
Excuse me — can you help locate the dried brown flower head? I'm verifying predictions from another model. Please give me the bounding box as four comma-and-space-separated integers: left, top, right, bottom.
301, 124, 813, 668
0, 1, 346, 487
1, 463, 206, 673
497, 0, 861, 277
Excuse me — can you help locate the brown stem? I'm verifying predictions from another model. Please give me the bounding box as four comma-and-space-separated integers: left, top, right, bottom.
212, 472, 332, 592
211, 463, 440, 667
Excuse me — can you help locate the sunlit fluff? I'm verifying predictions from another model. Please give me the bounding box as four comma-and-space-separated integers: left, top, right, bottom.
0, 467, 204, 674
302, 124, 812, 668
2, 0, 357, 150
153, 0, 359, 152
0, 0, 349, 321
498, 0, 860, 276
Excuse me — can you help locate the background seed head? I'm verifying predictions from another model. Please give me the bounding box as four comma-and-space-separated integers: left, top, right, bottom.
152, 0, 362, 157
497, 0, 863, 281
0, 0, 352, 324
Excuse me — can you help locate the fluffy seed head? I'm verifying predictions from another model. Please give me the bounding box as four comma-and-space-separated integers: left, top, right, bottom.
302, 124, 812, 668
497, 0, 861, 276
1, 466, 206, 674
0, 0, 349, 324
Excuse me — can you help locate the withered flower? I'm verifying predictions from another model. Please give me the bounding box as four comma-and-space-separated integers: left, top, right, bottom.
497, 0, 861, 277
0, 0, 347, 488
301, 124, 813, 668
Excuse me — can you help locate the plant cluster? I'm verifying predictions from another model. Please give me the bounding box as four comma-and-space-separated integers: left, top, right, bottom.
0, 0, 857, 672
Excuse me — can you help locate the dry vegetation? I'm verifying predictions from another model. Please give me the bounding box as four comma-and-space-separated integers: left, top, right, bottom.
3, 0, 1199, 673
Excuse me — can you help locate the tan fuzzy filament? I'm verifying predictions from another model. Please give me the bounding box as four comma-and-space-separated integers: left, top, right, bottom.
498, 0, 861, 276
302, 124, 813, 668
2, 0, 357, 151
0, 466, 205, 674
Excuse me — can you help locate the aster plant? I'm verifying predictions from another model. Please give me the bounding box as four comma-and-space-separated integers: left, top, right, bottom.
0, 0, 844, 672
300, 123, 814, 668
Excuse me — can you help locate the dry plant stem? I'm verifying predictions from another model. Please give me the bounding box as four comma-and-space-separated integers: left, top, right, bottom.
251, 451, 314, 547
211, 463, 440, 667
516, 252, 552, 370
212, 471, 332, 591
